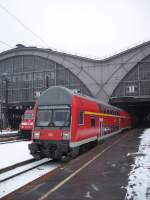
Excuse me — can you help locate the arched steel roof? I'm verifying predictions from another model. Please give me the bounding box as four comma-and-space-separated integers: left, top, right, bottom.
0, 41, 150, 103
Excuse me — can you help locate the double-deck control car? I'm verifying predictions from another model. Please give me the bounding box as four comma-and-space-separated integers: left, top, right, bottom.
29, 86, 131, 160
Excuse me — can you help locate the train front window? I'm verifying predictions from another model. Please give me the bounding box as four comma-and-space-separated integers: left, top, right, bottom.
36, 110, 52, 127
24, 114, 32, 119
36, 107, 70, 127
53, 109, 70, 127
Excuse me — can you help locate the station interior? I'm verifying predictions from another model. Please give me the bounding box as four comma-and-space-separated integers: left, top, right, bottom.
0, 42, 150, 130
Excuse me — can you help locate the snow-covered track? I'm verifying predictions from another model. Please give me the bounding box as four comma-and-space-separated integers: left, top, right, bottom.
0, 158, 34, 174
0, 139, 28, 145
0, 158, 51, 183
0, 131, 20, 143
0, 131, 19, 138
0, 159, 59, 198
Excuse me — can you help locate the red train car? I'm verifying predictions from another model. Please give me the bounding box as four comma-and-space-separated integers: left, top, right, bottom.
29, 86, 131, 160
19, 109, 34, 140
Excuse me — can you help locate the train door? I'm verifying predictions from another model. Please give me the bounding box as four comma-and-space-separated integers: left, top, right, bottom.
98, 118, 103, 140
119, 118, 121, 129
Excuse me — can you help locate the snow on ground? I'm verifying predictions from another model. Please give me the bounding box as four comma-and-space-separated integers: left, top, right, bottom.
0, 130, 18, 135
0, 162, 59, 198
0, 158, 50, 181
125, 129, 150, 200
0, 136, 59, 199
0, 141, 33, 170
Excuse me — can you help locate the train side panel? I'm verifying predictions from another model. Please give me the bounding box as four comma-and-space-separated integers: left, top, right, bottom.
70, 96, 129, 148
120, 111, 131, 129
70, 96, 100, 147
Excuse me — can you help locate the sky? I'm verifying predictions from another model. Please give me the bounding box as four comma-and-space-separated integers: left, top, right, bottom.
0, 0, 150, 58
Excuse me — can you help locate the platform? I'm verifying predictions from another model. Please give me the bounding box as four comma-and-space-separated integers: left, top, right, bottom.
3, 129, 145, 200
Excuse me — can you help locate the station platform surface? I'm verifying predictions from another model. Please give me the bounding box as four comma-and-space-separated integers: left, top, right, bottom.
4, 129, 143, 200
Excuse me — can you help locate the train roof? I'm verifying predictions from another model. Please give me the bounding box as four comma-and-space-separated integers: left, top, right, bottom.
38, 86, 122, 111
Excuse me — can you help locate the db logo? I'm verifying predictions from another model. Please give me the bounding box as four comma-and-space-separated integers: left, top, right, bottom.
48, 133, 53, 137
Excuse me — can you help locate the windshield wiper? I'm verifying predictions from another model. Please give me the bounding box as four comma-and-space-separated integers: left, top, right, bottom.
48, 121, 55, 127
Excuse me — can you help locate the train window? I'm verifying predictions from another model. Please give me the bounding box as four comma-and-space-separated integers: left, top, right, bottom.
79, 111, 84, 125
53, 109, 70, 127
100, 105, 105, 113
104, 108, 107, 114
91, 116, 95, 127
23, 113, 32, 119
105, 108, 107, 114
121, 118, 125, 123
36, 108, 70, 127
36, 109, 52, 127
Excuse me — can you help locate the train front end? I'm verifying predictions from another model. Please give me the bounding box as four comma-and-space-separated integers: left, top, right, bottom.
19, 109, 34, 140
28, 86, 72, 160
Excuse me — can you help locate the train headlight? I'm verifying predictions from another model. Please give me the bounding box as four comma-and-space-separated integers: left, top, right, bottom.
63, 132, 70, 140
22, 122, 27, 125
34, 132, 40, 139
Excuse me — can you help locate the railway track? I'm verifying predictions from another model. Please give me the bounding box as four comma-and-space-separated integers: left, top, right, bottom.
0, 131, 20, 143
0, 139, 28, 145
0, 158, 50, 183
0, 158, 59, 198
0, 131, 19, 138
0, 158, 35, 174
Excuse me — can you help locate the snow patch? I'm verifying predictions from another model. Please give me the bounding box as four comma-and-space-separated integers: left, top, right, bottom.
0, 130, 18, 135
0, 140, 59, 198
0, 158, 49, 181
84, 191, 93, 199
0, 162, 58, 198
125, 129, 150, 200
0, 141, 32, 170
91, 183, 99, 191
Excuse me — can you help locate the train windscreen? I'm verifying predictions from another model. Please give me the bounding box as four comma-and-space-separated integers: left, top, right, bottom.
23, 113, 32, 119
36, 106, 70, 127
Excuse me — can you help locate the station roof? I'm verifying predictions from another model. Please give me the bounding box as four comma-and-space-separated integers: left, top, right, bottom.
0, 40, 150, 63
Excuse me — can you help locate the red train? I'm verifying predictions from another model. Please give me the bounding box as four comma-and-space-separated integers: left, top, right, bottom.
29, 86, 131, 160
19, 109, 34, 140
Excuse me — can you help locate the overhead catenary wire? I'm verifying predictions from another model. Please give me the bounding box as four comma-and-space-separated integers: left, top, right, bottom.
0, 2, 149, 61
0, 2, 50, 48
0, 41, 13, 48
0, 2, 150, 61
0, 3, 150, 68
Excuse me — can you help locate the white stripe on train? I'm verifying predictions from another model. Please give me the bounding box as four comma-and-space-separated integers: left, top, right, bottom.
70, 127, 130, 148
